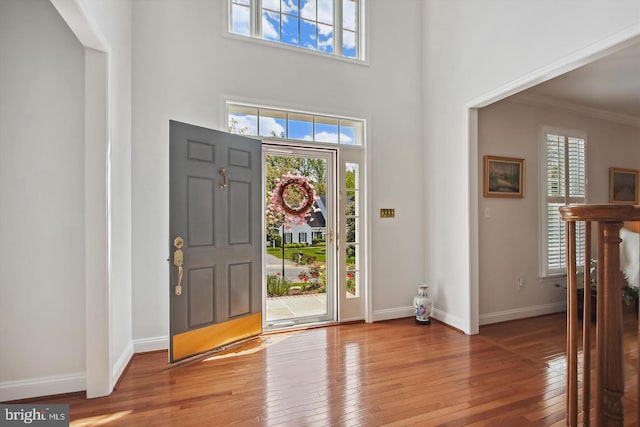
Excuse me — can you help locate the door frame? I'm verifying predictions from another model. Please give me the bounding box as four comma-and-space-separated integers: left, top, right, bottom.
262, 144, 338, 328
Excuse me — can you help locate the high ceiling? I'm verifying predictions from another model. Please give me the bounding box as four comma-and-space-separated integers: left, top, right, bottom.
522, 42, 640, 120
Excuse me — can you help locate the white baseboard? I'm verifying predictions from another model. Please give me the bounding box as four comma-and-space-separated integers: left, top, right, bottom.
371, 306, 414, 322
431, 308, 467, 333
0, 373, 85, 402
133, 336, 168, 354
480, 302, 566, 326
112, 342, 134, 387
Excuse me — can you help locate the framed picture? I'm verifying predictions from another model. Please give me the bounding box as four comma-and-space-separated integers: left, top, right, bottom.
483, 155, 525, 198
609, 167, 639, 204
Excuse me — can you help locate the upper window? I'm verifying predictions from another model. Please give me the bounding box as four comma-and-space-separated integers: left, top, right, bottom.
540, 130, 587, 277
227, 102, 364, 146
229, 0, 364, 60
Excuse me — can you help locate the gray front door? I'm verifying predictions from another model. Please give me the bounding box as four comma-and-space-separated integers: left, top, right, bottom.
169, 120, 262, 362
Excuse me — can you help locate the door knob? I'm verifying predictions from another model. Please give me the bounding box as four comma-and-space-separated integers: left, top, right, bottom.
173, 236, 184, 296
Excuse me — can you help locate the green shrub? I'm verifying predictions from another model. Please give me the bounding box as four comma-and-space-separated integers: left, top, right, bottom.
312, 238, 325, 246
284, 243, 306, 248
346, 274, 356, 295
266, 274, 291, 297
270, 234, 282, 248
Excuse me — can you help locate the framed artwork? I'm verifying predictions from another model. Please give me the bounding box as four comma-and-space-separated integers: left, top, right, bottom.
483, 155, 525, 198
609, 167, 639, 204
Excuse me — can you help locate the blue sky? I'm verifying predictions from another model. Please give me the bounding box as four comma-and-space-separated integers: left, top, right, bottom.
231, 0, 357, 59
229, 112, 358, 145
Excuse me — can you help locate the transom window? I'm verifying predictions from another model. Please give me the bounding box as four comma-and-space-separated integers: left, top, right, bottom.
227, 103, 364, 146
229, 0, 364, 60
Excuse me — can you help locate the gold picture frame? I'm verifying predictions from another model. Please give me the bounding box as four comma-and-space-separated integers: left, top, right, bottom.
483, 155, 525, 198
609, 167, 639, 204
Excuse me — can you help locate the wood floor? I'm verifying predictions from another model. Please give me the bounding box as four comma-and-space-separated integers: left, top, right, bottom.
13, 311, 639, 426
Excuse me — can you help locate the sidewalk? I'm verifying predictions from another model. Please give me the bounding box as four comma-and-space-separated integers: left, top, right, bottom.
264, 253, 328, 325
266, 293, 327, 322
266, 253, 306, 282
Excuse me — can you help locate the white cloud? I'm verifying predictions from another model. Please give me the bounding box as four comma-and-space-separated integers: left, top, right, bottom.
340, 133, 353, 143
301, 0, 332, 24
262, 12, 279, 40
343, 30, 355, 49
231, 4, 250, 36
300, 0, 316, 20
230, 114, 286, 137
259, 117, 286, 137
318, 36, 333, 50
229, 114, 257, 135
263, 0, 280, 11
318, 0, 333, 23
343, 0, 356, 30
282, 0, 298, 15
315, 131, 338, 143
300, 132, 351, 143
318, 24, 333, 37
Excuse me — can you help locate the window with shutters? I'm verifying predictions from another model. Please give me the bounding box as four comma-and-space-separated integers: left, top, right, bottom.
540, 129, 587, 277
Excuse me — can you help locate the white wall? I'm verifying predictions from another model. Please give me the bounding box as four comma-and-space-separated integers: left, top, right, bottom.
0, 0, 133, 400
131, 0, 426, 344
0, 0, 86, 399
422, 0, 640, 333
478, 99, 640, 324
80, 0, 134, 388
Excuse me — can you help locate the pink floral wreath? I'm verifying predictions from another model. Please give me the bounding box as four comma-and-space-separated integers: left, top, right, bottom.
274, 175, 315, 216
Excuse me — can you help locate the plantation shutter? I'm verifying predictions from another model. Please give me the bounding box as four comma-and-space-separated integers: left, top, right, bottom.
544, 133, 586, 275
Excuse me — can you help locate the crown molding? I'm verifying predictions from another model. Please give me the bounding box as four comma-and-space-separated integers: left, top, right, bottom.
510, 93, 640, 128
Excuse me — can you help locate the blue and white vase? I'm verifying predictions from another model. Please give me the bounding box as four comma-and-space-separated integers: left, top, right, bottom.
413, 284, 432, 325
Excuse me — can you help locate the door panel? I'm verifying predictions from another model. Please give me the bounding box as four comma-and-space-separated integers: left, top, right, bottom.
187, 177, 214, 247
228, 262, 251, 317
263, 147, 336, 329
170, 120, 262, 362
228, 180, 251, 244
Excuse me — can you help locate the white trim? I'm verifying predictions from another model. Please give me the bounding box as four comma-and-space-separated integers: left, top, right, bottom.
468, 108, 480, 335
363, 117, 372, 323
84, 48, 112, 399
50, 0, 108, 51
371, 306, 414, 322
133, 336, 169, 353
431, 308, 466, 332
0, 373, 86, 402
466, 26, 640, 109
479, 302, 566, 326
511, 94, 640, 128
371, 307, 470, 331
222, 0, 369, 65
51, 0, 113, 399
111, 342, 134, 386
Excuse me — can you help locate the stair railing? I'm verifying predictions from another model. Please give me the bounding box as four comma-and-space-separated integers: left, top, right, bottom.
560, 204, 640, 426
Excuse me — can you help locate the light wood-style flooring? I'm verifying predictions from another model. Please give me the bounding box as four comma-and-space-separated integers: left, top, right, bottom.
12, 310, 639, 426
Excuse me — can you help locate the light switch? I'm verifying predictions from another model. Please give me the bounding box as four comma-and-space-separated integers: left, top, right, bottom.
380, 208, 395, 218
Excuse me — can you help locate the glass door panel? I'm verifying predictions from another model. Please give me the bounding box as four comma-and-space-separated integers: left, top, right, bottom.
263, 146, 336, 329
